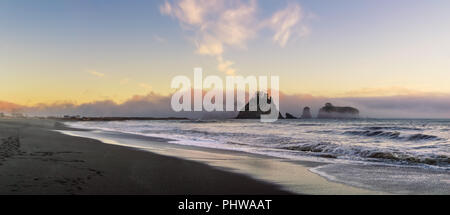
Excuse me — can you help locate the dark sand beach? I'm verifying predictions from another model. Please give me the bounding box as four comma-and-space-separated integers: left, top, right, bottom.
0, 118, 291, 195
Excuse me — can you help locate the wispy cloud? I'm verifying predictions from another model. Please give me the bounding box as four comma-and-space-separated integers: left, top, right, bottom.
266, 3, 309, 47
87, 70, 105, 78
160, 0, 308, 75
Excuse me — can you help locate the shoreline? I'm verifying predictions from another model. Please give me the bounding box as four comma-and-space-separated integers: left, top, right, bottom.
58, 121, 383, 194
0, 118, 291, 194
60, 119, 450, 195
5, 118, 448, 194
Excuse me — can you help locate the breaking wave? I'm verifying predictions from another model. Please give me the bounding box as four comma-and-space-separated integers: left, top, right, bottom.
362, 126, 423, 131
344, 130, 441, 141
407, 134, 441, 141
344, 130, 401, 139
282, 142, 449, 166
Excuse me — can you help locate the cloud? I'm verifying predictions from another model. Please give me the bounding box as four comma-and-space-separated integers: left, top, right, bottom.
195, 36, 224, 56
23, 93, 176, 118
8, 89, 450, 119
277, 92, 450, 119
0, 101, 23, 112
17, 92, 217, 119
160, 0, 212, 25
87, 70, 105, 78
160, 0, 308, 74
339, 87, 437, 97
266, 3, 309, 47
216, 56, 236, 75
338, 95, 450, 119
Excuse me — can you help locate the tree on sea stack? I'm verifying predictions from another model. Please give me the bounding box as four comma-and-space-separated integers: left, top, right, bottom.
317, 103, 359, 119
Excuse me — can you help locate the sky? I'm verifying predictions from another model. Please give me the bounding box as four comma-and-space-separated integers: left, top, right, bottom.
1, 0, 450, 118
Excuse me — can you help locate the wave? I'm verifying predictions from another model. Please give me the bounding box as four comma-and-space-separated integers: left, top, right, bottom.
294, 123, 324, 127
363, 126, 423, 131
282, 142, 449, 166
344, 130, 401, 139
344, 130, 441, 141
180, 120, 220, 123
407, 134, 440, 141
361, 151, 449, 166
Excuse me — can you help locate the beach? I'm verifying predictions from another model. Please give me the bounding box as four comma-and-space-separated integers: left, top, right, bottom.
0, 118, 292, 194
0, 118, 384, 195
63, 119, 450, 194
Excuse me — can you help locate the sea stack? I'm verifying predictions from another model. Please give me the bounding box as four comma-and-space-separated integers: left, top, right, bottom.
317, 103, 359, 119
301, 107, 312, 119
285, 113, 297, 119
236, 92, 284, 119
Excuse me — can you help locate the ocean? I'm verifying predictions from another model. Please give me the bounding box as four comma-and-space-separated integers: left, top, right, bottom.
66, 118, 450, 194
67, 119, 449, 168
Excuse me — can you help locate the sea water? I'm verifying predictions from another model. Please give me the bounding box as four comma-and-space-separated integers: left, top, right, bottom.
67, 119, 450, 194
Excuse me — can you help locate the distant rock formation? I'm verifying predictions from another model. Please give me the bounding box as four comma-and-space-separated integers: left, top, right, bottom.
285, 113, 297, 119
236, 92, 284, 119
317, 103, 359, 119
301, 107, 312, 119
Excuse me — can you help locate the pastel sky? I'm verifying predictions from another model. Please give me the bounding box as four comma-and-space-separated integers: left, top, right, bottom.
1, 0, 450, 108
